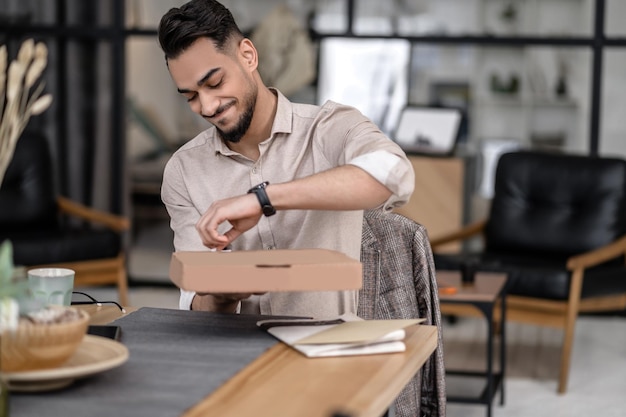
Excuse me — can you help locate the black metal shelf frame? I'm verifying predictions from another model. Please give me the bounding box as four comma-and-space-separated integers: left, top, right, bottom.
323, 0, 610, 156
0, 0, 617, 213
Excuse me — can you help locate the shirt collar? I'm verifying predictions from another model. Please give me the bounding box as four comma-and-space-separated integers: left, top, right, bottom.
270, 88, 293, 136
215, 88, 293, 156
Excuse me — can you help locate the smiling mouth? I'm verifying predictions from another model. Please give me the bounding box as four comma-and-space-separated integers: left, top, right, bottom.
207, 101, 235, 120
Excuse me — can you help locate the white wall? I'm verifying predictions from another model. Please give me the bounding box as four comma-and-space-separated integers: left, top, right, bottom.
599, 0, 626, 158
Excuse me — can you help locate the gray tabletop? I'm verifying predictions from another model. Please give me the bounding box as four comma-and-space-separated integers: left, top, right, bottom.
10, 307, 281, 417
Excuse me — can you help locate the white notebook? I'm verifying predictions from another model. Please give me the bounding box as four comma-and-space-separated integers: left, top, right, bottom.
257, 313, 424, 358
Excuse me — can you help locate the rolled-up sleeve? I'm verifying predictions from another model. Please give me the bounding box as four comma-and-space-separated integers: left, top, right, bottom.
348, 150, 414, 210
315, 101, 415, 210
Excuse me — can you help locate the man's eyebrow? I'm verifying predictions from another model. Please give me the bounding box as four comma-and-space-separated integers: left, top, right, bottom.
177, 68, 221, 94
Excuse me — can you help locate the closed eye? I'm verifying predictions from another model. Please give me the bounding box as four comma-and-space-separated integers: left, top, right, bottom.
207, 78, 223, 89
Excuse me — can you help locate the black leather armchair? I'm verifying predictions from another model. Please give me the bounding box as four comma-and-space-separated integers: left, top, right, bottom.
0, 131, 130, 305
431, 150, 626, 394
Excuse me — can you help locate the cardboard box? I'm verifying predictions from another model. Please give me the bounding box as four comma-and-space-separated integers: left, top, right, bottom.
170, 249, 363, 293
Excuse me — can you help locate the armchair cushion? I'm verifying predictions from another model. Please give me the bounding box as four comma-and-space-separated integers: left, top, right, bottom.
434, 252, 626, 300
435, 252, 569, 299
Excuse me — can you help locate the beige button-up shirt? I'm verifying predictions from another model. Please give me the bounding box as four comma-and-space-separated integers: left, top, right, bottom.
162, 89, 414, 318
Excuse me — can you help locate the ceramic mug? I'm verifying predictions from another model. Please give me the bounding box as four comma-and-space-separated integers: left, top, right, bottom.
28, 268, 75, 306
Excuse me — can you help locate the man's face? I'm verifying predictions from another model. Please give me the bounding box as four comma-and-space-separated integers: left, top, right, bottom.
167, 37, 257, 143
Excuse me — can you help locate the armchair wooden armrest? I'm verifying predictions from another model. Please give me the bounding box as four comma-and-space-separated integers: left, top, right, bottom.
57, 196, 130, 233
429, 220, 487, 250
566, 234, 626, 270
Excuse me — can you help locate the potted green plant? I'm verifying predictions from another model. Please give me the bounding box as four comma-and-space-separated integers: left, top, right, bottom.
0, 240, 24, 416
0, 239, 27, 321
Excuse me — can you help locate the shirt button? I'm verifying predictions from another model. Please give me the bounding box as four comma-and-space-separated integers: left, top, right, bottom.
251, 166, 257, 174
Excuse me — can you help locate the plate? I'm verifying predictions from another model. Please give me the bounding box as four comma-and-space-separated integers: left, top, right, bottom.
3, 335, 129, 392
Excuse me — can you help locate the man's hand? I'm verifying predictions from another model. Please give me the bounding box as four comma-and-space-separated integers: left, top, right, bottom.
196, 193, 262, 250
191, 292, 266, 312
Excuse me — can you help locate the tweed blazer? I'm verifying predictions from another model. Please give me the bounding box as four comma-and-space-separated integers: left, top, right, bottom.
359, 209, 446, 417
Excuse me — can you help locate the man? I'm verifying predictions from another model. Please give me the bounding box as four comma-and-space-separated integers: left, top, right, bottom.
158, 0, 414, 318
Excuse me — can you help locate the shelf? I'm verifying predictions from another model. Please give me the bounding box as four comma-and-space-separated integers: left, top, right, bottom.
309, 31, 596, 47
0, 25, 122, 39
474, 95, 577, 108
0, 25, 161, 39
606, 37, 626, 46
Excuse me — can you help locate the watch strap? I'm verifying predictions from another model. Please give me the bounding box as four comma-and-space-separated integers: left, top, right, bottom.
247, 181, 276, 217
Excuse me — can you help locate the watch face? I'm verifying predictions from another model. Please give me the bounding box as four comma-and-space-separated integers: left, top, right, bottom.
262, 204, 276, 216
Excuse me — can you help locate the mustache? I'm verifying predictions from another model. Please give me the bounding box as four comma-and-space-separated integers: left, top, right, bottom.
203, 101, 235, 119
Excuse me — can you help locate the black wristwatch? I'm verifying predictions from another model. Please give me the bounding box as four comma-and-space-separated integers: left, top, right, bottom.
247, 181, 276, 217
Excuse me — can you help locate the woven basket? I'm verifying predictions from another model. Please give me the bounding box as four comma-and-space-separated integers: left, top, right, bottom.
1, 307, 89, 372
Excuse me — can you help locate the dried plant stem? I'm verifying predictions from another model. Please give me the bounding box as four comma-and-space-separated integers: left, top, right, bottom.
0, 46, 7, 124
0, 40, 52, 187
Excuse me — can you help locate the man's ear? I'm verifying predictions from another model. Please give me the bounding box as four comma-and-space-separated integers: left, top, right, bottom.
238, 38, 258, 72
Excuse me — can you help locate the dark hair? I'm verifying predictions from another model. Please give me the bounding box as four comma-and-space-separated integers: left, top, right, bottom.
158, 0, 244, 60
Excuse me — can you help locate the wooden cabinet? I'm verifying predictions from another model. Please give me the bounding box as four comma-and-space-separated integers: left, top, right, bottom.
394, 156, 465, 253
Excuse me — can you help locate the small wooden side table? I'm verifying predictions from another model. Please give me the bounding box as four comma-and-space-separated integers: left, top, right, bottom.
437, 271, 508, 417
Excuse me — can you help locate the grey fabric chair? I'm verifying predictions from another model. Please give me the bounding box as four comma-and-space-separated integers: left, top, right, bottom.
359, 209, 446, 417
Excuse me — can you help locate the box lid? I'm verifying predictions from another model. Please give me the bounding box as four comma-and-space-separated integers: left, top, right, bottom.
170, 249, 362, 293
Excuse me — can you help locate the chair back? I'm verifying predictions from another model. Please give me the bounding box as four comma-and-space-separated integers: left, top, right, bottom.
0, 131, 57, 235
485, 151, 626, 258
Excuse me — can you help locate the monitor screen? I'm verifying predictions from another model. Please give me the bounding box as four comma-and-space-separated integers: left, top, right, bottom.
393, 107, 463, 155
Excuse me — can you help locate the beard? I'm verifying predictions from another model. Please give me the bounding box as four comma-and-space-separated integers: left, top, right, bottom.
216, 83, 257, 144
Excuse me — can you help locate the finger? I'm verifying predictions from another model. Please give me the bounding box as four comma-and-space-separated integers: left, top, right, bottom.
196, 212, 228, 248
209, 235, 230, 250
222, 227, 243, 246
205, 215, 226, 242
195, 215, 214, 247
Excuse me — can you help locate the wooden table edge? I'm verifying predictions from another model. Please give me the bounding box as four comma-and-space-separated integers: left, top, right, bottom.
183, 324, 438, 417
78, 304, 137, 325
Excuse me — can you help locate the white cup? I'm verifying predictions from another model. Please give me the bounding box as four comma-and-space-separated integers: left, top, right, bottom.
28, 268, 75, 307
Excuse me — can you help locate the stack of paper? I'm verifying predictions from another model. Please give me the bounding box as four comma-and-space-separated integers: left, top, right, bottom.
257, 314, 424, 358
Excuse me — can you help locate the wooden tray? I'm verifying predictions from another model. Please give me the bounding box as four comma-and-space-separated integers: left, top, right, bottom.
3, 335, 129, 392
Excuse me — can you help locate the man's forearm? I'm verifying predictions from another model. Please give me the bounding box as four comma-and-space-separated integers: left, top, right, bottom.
267, 165, 392, 211
191, 294, 239, 313
192, 164, 398, 250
